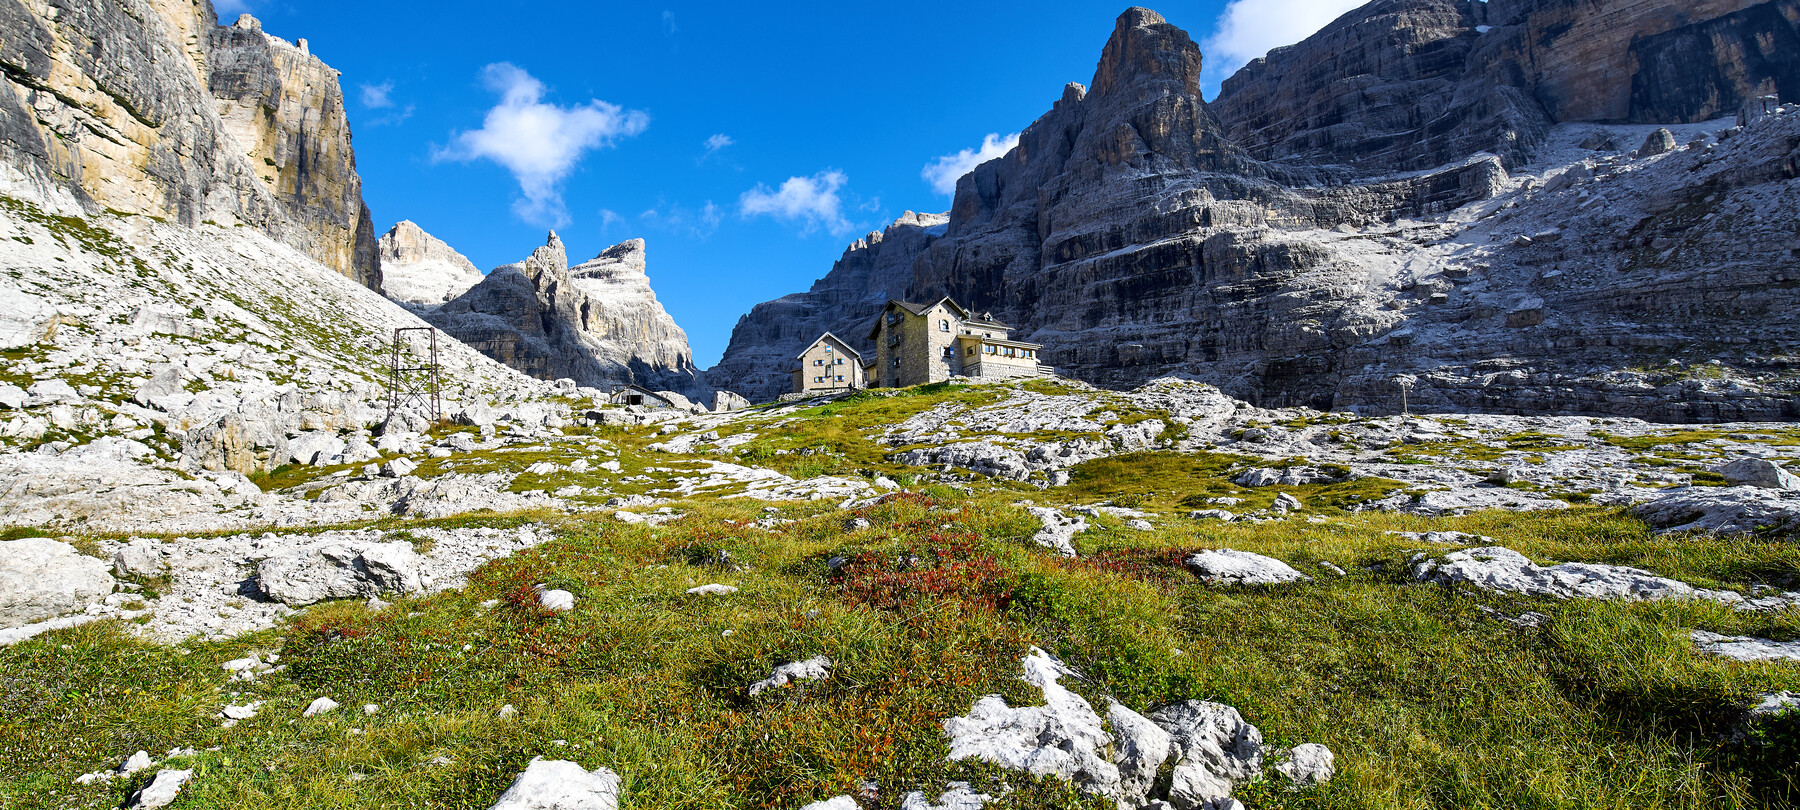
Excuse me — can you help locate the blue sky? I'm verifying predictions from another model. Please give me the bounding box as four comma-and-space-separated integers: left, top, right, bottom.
219, 0, 1361, 367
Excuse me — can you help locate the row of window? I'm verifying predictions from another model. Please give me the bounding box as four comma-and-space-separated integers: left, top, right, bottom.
812, 357, 848, 366
813, 375, 847, 383
963, 345, 1036, 359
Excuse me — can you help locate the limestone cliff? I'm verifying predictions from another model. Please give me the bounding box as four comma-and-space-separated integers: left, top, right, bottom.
713, 4, 1800, 420
1210, 0, 1800, 174
0, 0, 380, 289
378, 220, 485, 308
707, 211, 948, 401
427, 233, 706, 397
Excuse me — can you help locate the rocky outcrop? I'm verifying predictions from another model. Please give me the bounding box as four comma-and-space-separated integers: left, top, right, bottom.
707, 211, 947, 401
378, 220, 485, 308
0, 1, 379, 289
428, 233, 706, 397
1210, 0, 1800, 175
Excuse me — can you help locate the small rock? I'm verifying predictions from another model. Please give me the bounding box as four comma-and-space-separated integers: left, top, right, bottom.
488, 757, 622, 810
1184, 550, 1312, 585
303, 697, 340, 717
1124, 519, 1153, 531
844, 517, 872, 531
1272, 492, 1303, 513
383, 457, 419, 478
1187, 509, 1236, 521
686, 584, 738, 595
127, 769, 193, 809
220, 702, 261, 720
118, 750, 155, 775
1637, 127, 1677, 157
535, 585, 576, 612
1272, 743, 1336, 788
497, 704, 519, 719
749, 656, 832, 696
798, 798, 861, 810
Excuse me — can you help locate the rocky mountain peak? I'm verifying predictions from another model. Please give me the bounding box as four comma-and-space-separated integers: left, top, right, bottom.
1090, 6, 1203, 100
427, 232, 703, 397
377, 221, 484, 309
523, 232, 568, 280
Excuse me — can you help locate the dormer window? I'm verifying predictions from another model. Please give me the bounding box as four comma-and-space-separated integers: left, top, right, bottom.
939, 319, 950, 332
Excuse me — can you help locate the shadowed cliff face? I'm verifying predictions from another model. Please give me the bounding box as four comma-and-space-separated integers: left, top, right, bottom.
0, 0, 380, 290
1210, 0, 1800, 175
428, 233, 707, 398
905, 7, 1498, 408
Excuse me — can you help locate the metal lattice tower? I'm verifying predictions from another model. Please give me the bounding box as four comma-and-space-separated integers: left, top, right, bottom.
386, 327, 443, 424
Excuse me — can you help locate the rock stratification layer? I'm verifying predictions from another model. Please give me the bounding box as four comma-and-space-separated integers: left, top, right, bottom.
1210, 0, 1800, 174
707, 211, 947, 401
378, 221, 486, 308
428, 234, 706, 397
0, 2, 380, 289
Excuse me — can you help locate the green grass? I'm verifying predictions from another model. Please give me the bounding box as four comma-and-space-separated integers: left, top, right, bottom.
5, 385, 1800, 809
6, 492, 1796, 809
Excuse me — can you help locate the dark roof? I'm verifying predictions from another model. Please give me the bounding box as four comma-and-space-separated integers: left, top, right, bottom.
866, 296, 975, 338
796, 332, 863, 362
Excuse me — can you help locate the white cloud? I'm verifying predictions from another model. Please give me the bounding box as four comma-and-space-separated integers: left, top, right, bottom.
1201, 0, 1365, 83
921, 132, 1019, 196
704, 134, 733, 154
662, 9, 678, 36
435, 63, 649, 226
360, 81, 395, 109
739, 171, 851, 235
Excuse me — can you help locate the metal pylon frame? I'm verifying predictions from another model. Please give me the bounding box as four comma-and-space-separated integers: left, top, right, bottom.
386, 327, 443, 424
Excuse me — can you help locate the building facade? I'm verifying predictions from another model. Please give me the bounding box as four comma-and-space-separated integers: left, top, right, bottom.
791, 332, 865, 395
866, 298, 1047, 388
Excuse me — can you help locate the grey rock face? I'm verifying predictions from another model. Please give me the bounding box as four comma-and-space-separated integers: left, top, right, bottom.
378, 220, 486, 308
0, 3, 379, 289
0, 538, 115, 627
255, 540, 425, 606
1714, 457, 1800, 489
720, 6, 1800, 421
429, 233, 706, 399
1211, 0, 1800, 174
708, 211, 948, 402
1631, 486, 1800, 534
1149, 700, 1267, 810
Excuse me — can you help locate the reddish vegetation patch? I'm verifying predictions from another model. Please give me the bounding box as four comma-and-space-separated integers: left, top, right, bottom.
834, 534, 1013, 611
1064, 548, 1194, 587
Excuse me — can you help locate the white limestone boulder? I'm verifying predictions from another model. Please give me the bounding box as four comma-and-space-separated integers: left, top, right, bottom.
0, 286, 57, 349
1715, 457, 1800, 490
943, 647, 1121, 797
488, 758, 621, 810
126, 768, 192, 809
1025, 506, 1085, 557
0, 538, 114, 627
1148, 700, 1266, 810
255, 541, 426, 606
1183, 550, 1311, 585
1691, 631, 1800, 662
1631, 486, 1800, 534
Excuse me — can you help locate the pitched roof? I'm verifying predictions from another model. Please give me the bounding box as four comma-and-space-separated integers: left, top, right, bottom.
796, 332, 863, 362
867, 296, 974, 338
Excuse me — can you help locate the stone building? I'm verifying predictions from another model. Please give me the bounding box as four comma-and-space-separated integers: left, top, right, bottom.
866, 298, 1047, 389
791, 333, 865, 395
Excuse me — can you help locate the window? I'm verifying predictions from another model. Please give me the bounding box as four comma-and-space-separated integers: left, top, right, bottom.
835, 358, 844, 364
942, 347, 954, 360
985, 345, 995, 354
939, 319, 950, 332
891, 358, 900, 368
887, 312, 901, 325
967, 347, 976, 356
836, 375, 844, 382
